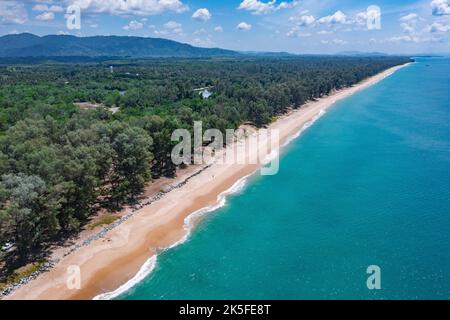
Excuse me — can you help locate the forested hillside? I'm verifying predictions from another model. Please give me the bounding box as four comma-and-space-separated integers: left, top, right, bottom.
0, 56, 412, 275
0, 33, 238, 58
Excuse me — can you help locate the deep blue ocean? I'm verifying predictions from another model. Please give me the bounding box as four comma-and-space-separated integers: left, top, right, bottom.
119, 58, 450, 299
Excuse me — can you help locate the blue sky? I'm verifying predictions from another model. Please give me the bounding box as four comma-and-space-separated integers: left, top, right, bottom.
1, 0, 450, 53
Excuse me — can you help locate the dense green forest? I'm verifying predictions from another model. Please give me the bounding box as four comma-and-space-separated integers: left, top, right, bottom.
0, 56, 412, 274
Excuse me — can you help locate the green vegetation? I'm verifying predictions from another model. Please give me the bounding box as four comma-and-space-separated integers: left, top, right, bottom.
0, 260, 46, 290
0, 56, 412, 278
89, 215, 121, 230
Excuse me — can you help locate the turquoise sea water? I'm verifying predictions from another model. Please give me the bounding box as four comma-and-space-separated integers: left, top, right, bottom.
119, 58, 450, 300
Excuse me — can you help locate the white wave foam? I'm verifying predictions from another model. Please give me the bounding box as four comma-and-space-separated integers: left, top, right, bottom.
93, 174, 250, 300
93, 255, 157, 300
93, 108, 329, 300
282, 109, 326, 148
172, 174, 250, 249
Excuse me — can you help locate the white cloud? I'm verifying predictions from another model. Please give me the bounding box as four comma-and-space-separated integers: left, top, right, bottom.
49, 5, 64, 12
317, 30, 333, 35
332, 38, 348, 45
321, 38, 348, 45
155, 21, 183, 36
0, 1, 28, 25
68, 0, 189, 16
401, 23, 416, 33
36, 12, 55, 21
123, 20, 144, 31
318, 11, 347, 25
33, 4, 64, 12
33, 4, 50, 12
192, 8, 211, 22
192, 35, 215, 47
237, 22, 252, 31
385, 35, 419, 43
214, 26, 223, 32
238, 0, 297, 15
165, 21, 182, 31
286, 26, 311, 38
400, 13, 418, 22
399, 13, 420, 34
431, 0, 450, 16
194, 28, 207, 35
289, 15, 315, 27
354, 11, 370, 28
428, 22, 450, 32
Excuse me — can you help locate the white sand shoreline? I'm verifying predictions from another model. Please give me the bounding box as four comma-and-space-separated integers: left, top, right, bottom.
5, 62, 411, 300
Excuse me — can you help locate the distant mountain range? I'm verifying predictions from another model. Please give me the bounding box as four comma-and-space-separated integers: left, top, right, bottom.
0, 33, 239, 58
336, 51, 388, 57
0, 33, 405, 59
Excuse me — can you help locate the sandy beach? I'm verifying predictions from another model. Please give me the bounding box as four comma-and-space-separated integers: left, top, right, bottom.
4, 63, 410, 300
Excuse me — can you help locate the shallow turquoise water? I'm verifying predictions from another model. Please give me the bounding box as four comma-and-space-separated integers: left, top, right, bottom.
120, 58, 450, 300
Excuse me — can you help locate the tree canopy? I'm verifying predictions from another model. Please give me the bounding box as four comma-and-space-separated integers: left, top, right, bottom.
0, 56, 412, 271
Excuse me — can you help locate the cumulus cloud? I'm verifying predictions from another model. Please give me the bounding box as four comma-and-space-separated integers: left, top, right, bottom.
431, 0, 450, 16
192, 34, 215, 47
36, 12, 55, 21
237, 21, 252, 31
399, 13, 419, 34
289, 15, 315, 27
165, 21, 183, 32
68, 0, 188, 16
0, 1, 28, 25
123, 20, 144, 30
428, 22, 450, 32
352, 11, 373, 29
32, 2, 63, 23
33, 4, 64, 12
400, 13, 418, 22
192, 8, 211, 22
318, 11, 347, 25
355, 11, 368, 26
286, 26, 311, 38
238, 0, 298, 15
154, 21, 183, 36
214, 26, 223, 32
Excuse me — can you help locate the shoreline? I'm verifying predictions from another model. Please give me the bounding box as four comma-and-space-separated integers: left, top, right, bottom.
4, 62, 411, 300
